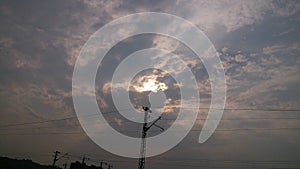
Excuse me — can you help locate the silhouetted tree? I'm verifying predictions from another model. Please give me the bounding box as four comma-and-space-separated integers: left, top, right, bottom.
0, 156, 54, 169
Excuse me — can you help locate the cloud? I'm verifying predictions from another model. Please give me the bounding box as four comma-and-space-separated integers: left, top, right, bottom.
270, 0, 300, 17
218, 41, 300, 111
81, 0, 124, 19
0, 37, 41, 70
174, 0, 271, 32
234, 54, 248, 62
238, 70, 299, 103
60, 0, 300, 70
263, 44, 300, 55
0, 83, 73, 126
0, 37, 14, 48
170, 0, 300, 33
152, 36, 179, 52
102, 81, 112, 95
114, 117, 123, 126
96, 93, 109, 110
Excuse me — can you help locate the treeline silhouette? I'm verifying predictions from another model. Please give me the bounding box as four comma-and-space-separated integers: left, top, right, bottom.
0, 156, 53, 169
70, 161, 103, 169
0, 157, 105, 169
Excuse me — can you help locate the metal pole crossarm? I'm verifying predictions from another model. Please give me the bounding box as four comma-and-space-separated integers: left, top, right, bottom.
145, 116, 162, 132
57, 153, 68, 161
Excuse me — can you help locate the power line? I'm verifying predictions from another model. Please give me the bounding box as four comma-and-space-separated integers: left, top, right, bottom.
1, 115, 300, 132
164, 106, 300, 112
1, 116, 300, 130
0, 109, 130, 128
161, 117, 300, 121
1, 107, 300, 128
1, 127, 300, 136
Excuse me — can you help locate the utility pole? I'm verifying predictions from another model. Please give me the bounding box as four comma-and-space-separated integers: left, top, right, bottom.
100, 160, 107, 169
138, 107, 163, 169
81, 156, 86, 164
81, 156, 89, 167
51, 151, 68, 169
52, 151, 60, 169
63, 163, 67, 169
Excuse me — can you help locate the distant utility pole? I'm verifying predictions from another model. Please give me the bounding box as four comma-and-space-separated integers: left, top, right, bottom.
63, 163, 67, 169
81, 156, 89, 166
138, 107, 163, 169
100, 160, 108, 168
51, 151, 60, 169
51, 151, 68, 169
82, 156, 86, 164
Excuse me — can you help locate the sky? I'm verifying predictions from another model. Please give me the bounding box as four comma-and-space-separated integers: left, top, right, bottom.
1, 0, 300, 168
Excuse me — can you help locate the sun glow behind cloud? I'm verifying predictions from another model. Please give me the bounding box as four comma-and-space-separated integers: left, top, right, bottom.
133, 78, 168, 93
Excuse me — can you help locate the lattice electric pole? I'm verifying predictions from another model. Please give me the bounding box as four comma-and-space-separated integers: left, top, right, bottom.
138, 107, 163, 169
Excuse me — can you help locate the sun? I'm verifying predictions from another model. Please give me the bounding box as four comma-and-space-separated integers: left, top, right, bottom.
135, 79, 168, 93
142, 79, 158, 92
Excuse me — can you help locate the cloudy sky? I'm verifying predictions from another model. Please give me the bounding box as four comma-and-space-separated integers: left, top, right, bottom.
1, 0, 300, 168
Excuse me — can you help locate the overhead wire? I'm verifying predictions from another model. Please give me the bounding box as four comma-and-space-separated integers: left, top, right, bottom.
0, 107, 300, 135
1, 115, 300, 132
0, 109, 131, 128
1, 107, 300, 128
1, 126, 300, 136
